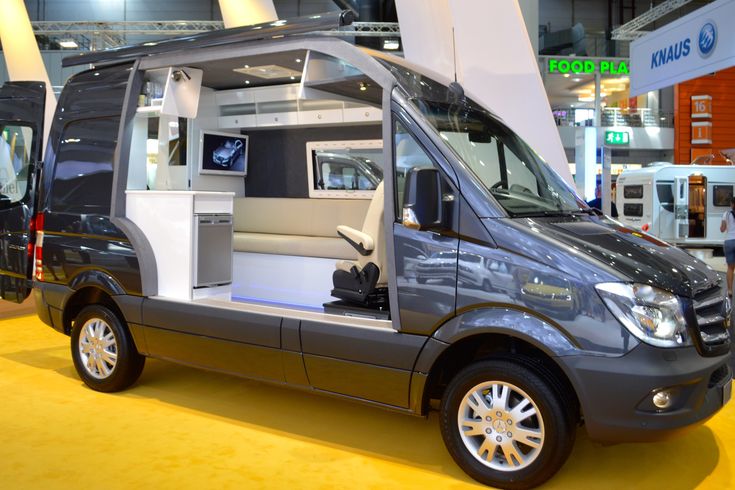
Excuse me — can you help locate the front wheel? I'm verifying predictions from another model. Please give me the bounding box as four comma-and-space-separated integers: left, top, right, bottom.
70, 304, 145, 392
440, 359, 575, 489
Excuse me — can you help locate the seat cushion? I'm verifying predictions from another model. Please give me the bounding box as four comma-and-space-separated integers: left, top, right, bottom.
233, 232, 356, 260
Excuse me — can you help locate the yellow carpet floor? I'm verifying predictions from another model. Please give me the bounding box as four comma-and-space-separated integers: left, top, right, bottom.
0, 314, 733, 489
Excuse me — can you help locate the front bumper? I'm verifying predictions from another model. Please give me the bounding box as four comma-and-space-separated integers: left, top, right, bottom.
560, 342, 732, 443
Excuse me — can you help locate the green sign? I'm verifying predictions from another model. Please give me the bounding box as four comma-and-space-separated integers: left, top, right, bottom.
548, 58, 630, 75
605, 130, 630, 145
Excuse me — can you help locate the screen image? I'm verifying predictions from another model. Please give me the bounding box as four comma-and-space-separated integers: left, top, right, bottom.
199, 130, 248, 176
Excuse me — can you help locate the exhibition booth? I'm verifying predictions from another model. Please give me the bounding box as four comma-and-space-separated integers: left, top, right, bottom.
0, 1, 732, 490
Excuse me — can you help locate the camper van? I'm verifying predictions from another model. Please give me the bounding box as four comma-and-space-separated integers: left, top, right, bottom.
0, 12, 730, 489
617, 162, 735, 247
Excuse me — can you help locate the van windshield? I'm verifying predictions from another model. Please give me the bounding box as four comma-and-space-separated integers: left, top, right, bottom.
378, 58, 586, 217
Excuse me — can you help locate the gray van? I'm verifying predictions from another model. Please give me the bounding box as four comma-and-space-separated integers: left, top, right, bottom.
0, 12, 730, 489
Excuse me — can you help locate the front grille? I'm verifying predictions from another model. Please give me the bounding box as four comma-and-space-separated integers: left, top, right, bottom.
692, 285, 731, 352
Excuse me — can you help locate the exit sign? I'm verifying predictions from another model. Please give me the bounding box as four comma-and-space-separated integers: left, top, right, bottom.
605, 130, 630, 145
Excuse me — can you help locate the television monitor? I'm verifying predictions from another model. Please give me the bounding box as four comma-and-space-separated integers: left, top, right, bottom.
199, 130, 248, 176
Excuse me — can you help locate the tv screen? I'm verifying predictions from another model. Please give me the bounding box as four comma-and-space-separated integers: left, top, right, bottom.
199, 130, 248, 176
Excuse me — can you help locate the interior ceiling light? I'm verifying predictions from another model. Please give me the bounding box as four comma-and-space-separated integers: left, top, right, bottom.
359, 82, 368, 92
59, 39, 78, 49
572, 78, 581, 82
233, 64, 302, 79
383, 39, 400, 50
563, 73, 570, 78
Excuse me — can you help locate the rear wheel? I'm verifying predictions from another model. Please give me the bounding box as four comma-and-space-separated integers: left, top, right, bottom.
440, 359, 574, 489
70, 304, 145, 392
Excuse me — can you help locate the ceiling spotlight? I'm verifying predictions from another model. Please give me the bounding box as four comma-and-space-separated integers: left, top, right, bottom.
359, 82, 368, 92
295, 58, 302, 63
572, 78, 581, 82
59, 39, 78, 49
563, 74, 570, 78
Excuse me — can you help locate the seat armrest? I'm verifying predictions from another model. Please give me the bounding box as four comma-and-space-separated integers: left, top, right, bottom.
336, 225, 374, 256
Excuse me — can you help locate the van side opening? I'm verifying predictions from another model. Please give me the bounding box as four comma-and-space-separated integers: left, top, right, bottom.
124, 49, 391, 319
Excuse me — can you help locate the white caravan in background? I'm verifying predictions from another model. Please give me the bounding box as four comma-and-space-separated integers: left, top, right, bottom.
616, 163, 735, 247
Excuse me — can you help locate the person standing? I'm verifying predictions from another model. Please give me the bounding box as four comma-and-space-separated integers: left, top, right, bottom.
586, 184, 619, 218
720, 197, 735, 296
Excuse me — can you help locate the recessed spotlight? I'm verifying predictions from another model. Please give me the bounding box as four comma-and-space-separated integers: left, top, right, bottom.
295, 58, 302, 63
359, 82, 368, 92
573, 78, 581, 82
290, 76, 295, 80
245, 80, 250, 85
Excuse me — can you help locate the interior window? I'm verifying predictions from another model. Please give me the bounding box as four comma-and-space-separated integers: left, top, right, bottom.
51, 117, 119, 215
306, 140, 383, 199
0, 124, 33, 204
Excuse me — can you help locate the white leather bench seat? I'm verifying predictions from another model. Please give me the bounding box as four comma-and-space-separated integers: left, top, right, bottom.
233, 197, 370, 260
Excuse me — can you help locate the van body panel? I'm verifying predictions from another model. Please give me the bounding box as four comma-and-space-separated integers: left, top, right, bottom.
303, 354, 412, 407
282, 351, 310, 386
394, 224, 459, 334
300, 319, 426, 371
141, 298, 282, 349
68, 269, 127, 296
144, 326, 285, 382
0, 81, 46, 302
37, 64, 145, 299
300, 319, 425, 407
431, 308, 583, 357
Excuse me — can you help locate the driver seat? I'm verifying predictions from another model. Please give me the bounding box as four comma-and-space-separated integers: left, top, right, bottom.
331, 181, 388, 306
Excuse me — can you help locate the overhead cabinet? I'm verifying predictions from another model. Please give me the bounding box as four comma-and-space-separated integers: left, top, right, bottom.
215, 83, 381, 129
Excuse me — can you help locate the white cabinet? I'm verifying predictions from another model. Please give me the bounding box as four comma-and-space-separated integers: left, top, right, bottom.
126, 191, 234, 301
256, 111, 299, 127
343, 106, 382, 123
218, 114, 256, 129
215, 83, 382, 130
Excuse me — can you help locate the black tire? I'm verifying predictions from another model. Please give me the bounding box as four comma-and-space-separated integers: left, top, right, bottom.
440, 359, 575, 489
70, 304, 145, 393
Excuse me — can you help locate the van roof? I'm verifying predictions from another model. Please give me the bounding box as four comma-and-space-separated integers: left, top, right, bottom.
62, 10, 355, 68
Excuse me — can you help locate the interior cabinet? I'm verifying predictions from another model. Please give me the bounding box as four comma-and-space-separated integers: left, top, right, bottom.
216, 83, 381, 129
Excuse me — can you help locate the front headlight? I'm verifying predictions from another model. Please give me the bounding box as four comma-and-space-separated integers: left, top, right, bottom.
596, 283, 690, 348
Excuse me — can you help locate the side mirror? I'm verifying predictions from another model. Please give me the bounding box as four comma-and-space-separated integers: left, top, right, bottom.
402, 167, 443, 231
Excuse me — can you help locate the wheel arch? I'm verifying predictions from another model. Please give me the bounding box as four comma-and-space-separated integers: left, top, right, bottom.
413, 308, 582, 419
62, 286, 126, 335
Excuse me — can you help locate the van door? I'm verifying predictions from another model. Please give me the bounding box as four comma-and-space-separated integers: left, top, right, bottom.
0, 82, 46, 302
674, 176, 689, 240
393, 118, 459, 332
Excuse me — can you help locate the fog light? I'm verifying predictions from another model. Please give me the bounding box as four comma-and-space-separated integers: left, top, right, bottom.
652, 390, 673, 409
